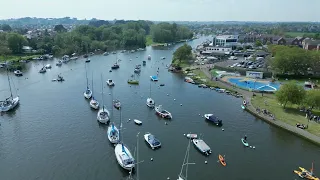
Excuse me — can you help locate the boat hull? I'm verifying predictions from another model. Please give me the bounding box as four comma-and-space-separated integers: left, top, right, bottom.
241, 138, 249, 147
97, 108, 110, 124
192, 139, 211, 156
84, 90, 92, 99
146, 98, 155, 108
219, 155, 227, 166
107, 124, 120, 144
144, 133, 161, 149
115, 144, 135, 171
0, 97, 19, 112
90, 99, 99, 110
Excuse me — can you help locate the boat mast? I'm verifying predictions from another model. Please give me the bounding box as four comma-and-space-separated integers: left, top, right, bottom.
149, 81, 151, 98
85, 64, 89, 88
136, 132, 140, 180
119, 107, 122, 143
179, 136, 195, 180
100, 74, 104, 108
6, 68, 13, 98
91, 72, 94, 96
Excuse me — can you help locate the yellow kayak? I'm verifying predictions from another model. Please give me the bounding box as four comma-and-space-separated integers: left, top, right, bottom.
299, 167, 319, 180
294, 170, 305, 178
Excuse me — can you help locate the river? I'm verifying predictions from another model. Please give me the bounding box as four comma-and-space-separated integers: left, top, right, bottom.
0, 36, 319, 180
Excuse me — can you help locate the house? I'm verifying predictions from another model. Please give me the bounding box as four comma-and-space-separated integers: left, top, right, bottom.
274, 37, 286, 45
302, 39, 320, 50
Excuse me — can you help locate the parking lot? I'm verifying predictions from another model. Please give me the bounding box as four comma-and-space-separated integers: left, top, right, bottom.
215, 56, 266, 70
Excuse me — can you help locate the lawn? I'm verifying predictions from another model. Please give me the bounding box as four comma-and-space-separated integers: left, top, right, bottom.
0, 54, 40, 62
251, 95, 320, 137
146, 35, 153, 46
285, 32, 316, 37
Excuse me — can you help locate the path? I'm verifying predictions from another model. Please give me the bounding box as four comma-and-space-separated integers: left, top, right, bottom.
199, 66, 320, 145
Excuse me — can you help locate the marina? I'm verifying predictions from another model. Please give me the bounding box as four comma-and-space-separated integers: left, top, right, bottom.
0, 37, 319, 180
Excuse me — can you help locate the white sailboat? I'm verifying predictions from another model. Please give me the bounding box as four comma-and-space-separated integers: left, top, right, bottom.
0, 70, 20, 112
97, 74, 110, 124
177, 138, 195, 180
83, 64, 92, 99
89, 73, 99, 110
107, 90, 120, 144
146, 82, 155, 108
115, 110, 135, 171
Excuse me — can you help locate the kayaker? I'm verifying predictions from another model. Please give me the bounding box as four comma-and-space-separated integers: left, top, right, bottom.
244, 135, 247, 141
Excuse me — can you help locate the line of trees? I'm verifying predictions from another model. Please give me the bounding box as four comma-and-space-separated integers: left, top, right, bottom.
269, 45, 320, 76
0, 21, 194, 57
276, 82, 320, 110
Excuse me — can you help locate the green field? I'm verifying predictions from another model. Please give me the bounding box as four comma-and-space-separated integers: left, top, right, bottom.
0, 54, 40, 62
252, 95, 320, 137
285, 32, 316, 37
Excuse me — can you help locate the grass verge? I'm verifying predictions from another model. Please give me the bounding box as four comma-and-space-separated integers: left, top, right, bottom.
0, 54, 40, 62
251, 95, 320, 137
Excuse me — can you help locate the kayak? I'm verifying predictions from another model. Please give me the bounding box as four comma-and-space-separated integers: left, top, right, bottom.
299, 167, 319, 180
241, 138, 249, 147
218, 154, 226, 166
241, 105, 246, 110
134, 119, 142, 125
294, 170, 305, 178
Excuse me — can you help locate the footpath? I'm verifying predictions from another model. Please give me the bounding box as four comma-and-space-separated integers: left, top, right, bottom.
198, 66, 320, 146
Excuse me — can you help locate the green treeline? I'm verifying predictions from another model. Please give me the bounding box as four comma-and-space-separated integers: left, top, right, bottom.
0, 21, 194, 58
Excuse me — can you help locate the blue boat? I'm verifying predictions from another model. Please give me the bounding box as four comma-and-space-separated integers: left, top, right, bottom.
150, 75, 158, 81
204, 114, 222, 126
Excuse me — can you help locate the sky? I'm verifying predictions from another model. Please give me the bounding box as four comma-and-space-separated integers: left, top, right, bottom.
0, 0, 319, 22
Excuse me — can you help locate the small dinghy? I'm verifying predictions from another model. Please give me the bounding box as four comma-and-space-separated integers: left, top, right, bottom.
85, 58, 90, 63
144, 133, 161, 149
127, 79, 139, 85
192, 139, 211, 156
45, 64, 51, 69
134, 68, 141, 73
39, 67, 46, 73
134, 119, 142, 125
111, 63, 119, 69
155, 105, 172, 119
106, 79, 115, 86
90, 97, 99, 110
147, 55, 151, 60
14, 70, 23, 76
143, 61, 146, 66
56, 60, 62, 66
186, 134, 198, 139
218, 155, 227, 166
150, 75, 158, 81
113, 99, 121, 109
204, 114, 222, 126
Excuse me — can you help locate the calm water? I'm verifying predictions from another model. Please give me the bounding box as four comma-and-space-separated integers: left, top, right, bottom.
0, 37, 319, 180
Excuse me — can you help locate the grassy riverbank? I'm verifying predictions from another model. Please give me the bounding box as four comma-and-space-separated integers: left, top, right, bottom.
251, 95, 320, 137
0, 54, 40, 62
146, 35, 167, 47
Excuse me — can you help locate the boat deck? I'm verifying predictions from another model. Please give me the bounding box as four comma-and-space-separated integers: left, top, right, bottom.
194, 139, 211, 151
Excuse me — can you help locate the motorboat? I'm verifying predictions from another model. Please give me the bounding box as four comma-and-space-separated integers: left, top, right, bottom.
146, 98, 155, 108
113, 99, 121, 109
134, 119, 142, 125
107, 123, 120, 144
161, 57, 166, 60
84, 87, 92, 99
111, 63, 120, 69
186, 134, 198, 139
144, 133, 161, 149
136, 64, 141, 69
103, 52, 109, 56
106, 79, 115, 86
45, 64, 51, 69
155, 105, 172, 119
143, 61, 146, 66
148, 55, 151, 60
150, 75, 158, 81
127, 79, 139, 85
90, 97, 99, 110
56, 60, 62, 66
85, 58, 90, 63
134, 68, 141, 73
39, 67, 46, 73
70, 56, 78, 60
204, 114, 222, 126
13, 70, 23, 76
83, 54, 88, 58
0, 96, 19, 112
115, 143, 135, 171
97, 106, 110, 124
192, 139, 212, 156
52, 74, 65, 82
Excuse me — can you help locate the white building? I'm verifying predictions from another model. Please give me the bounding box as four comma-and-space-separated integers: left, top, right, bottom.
202, 46, 232, 55
213, 35, 239, 47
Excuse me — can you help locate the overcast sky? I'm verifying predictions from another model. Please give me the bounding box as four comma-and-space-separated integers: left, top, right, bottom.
0, 0, 319, 21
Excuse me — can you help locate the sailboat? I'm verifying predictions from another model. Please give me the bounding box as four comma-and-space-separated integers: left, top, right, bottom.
97, 74, 110, 124
177, 138, 195, 180
90, 73, 99, 110
115, 109, 135, 171
127, 132, 144, 180
83, 63, 92, 99
39, 61, 46, 73
0, 70, 20, 112
111, 53, 120, 69
146, 82, 155, 108
107, 90, 120, 144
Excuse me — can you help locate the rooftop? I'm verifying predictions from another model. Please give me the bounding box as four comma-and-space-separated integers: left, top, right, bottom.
215, 35, 238, 39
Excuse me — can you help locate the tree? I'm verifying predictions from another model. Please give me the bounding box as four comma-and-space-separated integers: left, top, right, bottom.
255, 40, 262, 47
1, 24, 12, 32
173, 44, 192, 64
276, 82, 306, 108
304, 90, 320, 110
7, 33, 27, 54
54, 24, 67, 33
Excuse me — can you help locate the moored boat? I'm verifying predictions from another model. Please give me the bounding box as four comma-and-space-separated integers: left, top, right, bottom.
144, 133, 161, 149
155, 105, 172, 119
107, 123, 120, 144
134, 119, 142, 125
204, 114, 222, 126
13, 70, 23, 76
111, 63, 119, 69
128, 79, 139, 85
39, 67, 46, 73
56, 60, 62, 66
147, 55, 151, 60
146, 98, 155, 108
90, 97, 99, 110
115, 143, 135, 171
192, 139, 212, 156
186, 134, 198, 139
0, 70, 20, 112
97, 106, 110, 124
45, 64, 51, 69
150, 75, 158, 81
113, 99, 121, 109
107, 79, 115, 86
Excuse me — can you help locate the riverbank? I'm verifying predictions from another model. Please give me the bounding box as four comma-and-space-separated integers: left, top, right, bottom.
0, 54, 41, 62
188, 65, 320, 145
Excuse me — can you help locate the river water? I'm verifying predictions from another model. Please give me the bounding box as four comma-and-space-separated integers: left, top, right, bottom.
0, 37, 319, 180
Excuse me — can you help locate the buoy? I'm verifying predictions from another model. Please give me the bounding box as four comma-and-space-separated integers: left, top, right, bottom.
250, 146, 252, 148
129, 119, 131, 121
109, 93, 111, 95
167, 94, 169, 96
174, 99, 176, 101
183, 134, 186, 136
167, 177, 170, 180
253, 146, 255, 149
198, 114, 201, 116
222, 129, 224, 131
180, 104, 182, 106
205, 161, 208, 164
151, 158, 153, 161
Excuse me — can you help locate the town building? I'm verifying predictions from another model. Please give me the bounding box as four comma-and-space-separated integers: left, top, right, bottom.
213, 35, 239, 47
302, 39, 320, 50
